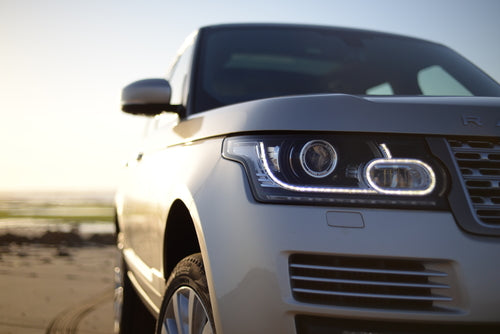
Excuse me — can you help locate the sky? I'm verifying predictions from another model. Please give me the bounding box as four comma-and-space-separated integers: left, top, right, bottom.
1, 0, 499, 192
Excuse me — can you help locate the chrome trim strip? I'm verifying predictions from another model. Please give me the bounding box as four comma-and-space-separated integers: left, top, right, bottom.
290, 263, 448, 277
292, 288, 453, 301
123, 248, 153, 282
291, 275, 449, 289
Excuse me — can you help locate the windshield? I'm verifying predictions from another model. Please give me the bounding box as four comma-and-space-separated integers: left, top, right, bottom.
194, 25, 500, 113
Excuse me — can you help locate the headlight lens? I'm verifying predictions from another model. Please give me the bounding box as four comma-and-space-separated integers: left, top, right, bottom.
223, 134, 447, 208
365, 159, 435, 195
299, 140, 338, 178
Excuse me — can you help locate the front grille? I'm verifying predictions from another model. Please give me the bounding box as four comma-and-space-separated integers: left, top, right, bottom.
448, 138, 500, 225
289, 254, 452, 311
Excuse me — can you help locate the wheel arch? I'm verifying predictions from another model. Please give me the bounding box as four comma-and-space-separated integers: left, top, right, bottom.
163, 199, 202, 279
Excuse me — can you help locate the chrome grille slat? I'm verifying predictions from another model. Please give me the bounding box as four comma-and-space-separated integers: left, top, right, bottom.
464, 175, 500, 181
292, 288, 452, 302
290, 263, 447, 277
448, 138, 500, 225
290, 275, 449, 289
475, 203, 500, 210
289, 254, 453, 310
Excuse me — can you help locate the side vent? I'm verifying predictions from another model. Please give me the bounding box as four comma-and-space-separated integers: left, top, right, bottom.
448, 138, 500, 225
289, 254, 452, 311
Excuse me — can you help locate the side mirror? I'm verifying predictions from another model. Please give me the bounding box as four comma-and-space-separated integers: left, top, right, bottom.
121, 79, 176, 116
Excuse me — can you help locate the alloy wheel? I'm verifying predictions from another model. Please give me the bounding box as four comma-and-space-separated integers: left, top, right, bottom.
161, 286, 213, 334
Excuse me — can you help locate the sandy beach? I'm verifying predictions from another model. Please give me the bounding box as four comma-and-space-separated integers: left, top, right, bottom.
0, 240, 116, 334
0, 192, 117, 334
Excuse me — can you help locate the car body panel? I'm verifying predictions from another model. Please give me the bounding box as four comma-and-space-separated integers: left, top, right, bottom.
116, 137, 223, 313
194, 158, 500, 333
168, 95, 500, 146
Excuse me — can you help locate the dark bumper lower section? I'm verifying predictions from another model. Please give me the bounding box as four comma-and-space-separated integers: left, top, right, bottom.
295, 315, 500, 334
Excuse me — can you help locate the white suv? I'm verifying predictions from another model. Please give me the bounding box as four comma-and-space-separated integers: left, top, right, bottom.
114, 23, 500, 334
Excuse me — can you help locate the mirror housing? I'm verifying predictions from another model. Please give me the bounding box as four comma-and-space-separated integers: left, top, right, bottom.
121, 78, 177, 116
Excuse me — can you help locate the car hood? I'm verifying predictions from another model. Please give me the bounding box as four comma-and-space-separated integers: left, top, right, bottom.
172, 94, 500, 142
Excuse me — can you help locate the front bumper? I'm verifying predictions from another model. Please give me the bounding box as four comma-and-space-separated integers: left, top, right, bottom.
194, 158, 500, 334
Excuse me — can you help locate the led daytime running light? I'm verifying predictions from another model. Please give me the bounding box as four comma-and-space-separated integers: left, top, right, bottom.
364, 158, 436, 196
259, 142, 377, 195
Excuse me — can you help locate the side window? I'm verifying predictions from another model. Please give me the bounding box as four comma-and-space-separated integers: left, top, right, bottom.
418, 65, 473, 96
366, 82, 394, 95
168, 44, 194, 106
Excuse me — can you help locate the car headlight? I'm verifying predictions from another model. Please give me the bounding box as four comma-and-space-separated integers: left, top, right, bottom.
222, 134, 447, 208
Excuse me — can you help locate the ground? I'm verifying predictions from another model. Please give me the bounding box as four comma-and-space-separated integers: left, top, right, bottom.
0, 233, 116, 334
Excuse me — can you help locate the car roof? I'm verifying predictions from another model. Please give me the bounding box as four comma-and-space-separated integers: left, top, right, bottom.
199, 22, 439, 46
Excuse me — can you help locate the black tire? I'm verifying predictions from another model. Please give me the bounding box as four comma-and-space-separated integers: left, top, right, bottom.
114, 254, 156, 334
156, 253, 215, 334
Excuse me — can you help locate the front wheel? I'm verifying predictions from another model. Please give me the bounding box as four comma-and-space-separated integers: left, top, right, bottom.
156, 253, 215, 334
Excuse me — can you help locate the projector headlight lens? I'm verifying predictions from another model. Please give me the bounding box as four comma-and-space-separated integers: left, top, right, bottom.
300, 140, 337, 178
